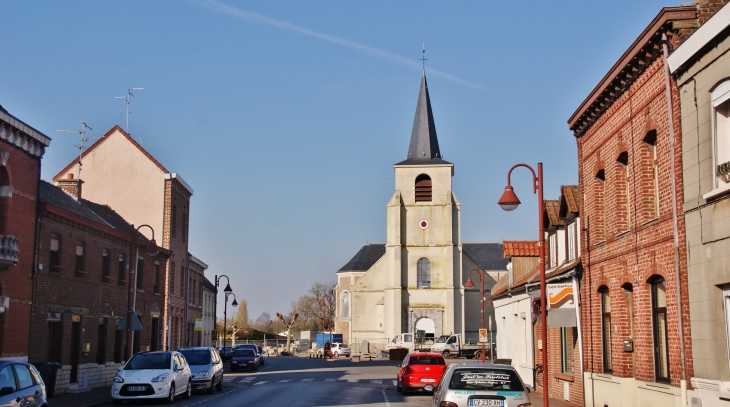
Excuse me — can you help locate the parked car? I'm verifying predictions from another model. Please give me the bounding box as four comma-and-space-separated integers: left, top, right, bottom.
396, 352, 447, 395
111, 351, 192, 405
234, 344, 264, 365
426, 363, 530, 407
331, 343, 351, 357
0, 360, 48, 407
178, 347, 223, 394
230, 348, 259, 371
217, 346, 233, 361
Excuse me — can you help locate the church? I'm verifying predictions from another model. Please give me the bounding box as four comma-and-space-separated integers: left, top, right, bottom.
334, 72, 508, 349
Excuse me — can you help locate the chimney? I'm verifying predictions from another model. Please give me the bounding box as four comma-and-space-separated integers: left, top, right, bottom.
55, 173, 83, 199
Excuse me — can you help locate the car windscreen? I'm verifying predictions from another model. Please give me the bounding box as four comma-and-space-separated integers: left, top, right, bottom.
448, 368, 524, 391
233, 349, 256, 357
337, 343, 348, 348
125, 353, 171, 370
410, 356, 445, 365
179, 350, 211, 365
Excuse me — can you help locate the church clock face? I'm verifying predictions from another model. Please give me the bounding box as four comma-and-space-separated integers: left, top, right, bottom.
419, 219, 429, 230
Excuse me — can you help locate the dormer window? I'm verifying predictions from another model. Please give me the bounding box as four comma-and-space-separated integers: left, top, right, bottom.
415, 174, 432, 202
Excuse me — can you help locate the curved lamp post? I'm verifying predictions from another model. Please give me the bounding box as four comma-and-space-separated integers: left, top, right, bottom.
464, 268, 487, 364
126, 224, 160, 360
497, 162, 547, 407
215, 275, 236, 347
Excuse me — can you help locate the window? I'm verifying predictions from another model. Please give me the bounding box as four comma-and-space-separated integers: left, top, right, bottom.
97, 318, 107, 364
341, 292, 350, 320
617, 151, 630, 231
136, 258, 144, 290
170, 261, 176, 296
723, 286, 730, 372
0, 167, 9, 234
154, 263, 160, 294
117, 254, 126, 286
417, 258, 431, 288
182, 211, 188, 243
75, 241, 85, 277
652, 277, 670, 382
180, 266, 185, 296
600, 287, 612, 372
561, 327, 576, 374
0, 365, 16, 392
101, 249, 111, 282
595, 169, 606, 241
567, 222, 576, 260
171, 205, 177, 239
47, 320, 62, 363
643, 131, 659, 218
713, 80, 730, 189
49, 234, 60, 272
14, 364, 35, 389
415, 174, 432, 202
549, 233, 557, 268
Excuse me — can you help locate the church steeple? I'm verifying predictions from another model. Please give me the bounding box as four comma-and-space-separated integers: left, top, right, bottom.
397, 72, 450, 165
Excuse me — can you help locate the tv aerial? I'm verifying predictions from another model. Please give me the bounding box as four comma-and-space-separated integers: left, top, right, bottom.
115, 87, 144, 143
56, 122, 99, 181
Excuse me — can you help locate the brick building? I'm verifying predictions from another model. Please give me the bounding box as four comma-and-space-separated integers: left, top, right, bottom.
32, 180, 169, 393
667, 3, 730, 404
567, 3, 728, 405
0, 107, 51, 360
186, 254, 207, 347
493, 185, 583, 403
52, 125, 202, 351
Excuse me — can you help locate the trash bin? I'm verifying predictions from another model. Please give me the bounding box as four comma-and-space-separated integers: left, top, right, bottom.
34, 362, 60, 398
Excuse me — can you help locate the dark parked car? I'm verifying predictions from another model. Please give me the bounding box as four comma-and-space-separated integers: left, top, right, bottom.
179, 347, 224, 394
217, 346, 233, 361
0, 360, 48, 407
235, 344, 264, 366
230, 348, 259, 372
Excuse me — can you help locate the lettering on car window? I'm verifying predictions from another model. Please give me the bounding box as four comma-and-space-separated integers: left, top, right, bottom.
460, 373, 511, 384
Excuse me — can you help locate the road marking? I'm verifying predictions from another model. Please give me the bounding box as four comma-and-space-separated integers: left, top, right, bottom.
301, 378, 314, 381
347, 379, 359, 383
370, 380, 382, 384
239, 377, 256, 383
253, 381, 268, 385
222, 377, 235, 382
279, 379, 291, 382
391, 380, 397, 385
324, 378, 336, 382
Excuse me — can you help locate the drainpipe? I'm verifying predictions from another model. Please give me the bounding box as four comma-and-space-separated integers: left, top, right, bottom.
661, 33, 688, 401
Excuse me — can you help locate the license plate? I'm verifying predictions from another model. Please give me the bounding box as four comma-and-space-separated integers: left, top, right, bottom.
469, 400, 503, 406
127, 386, 146, 392
420, 378, 436, 382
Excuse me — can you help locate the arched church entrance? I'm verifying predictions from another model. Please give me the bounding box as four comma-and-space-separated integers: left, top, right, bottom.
408, 308, 443, 349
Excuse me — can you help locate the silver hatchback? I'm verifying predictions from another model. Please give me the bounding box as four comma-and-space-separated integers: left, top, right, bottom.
426, 363, 531, 407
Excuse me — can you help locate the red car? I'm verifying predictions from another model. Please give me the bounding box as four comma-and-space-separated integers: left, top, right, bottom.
396, 352, 447, 395
230, 348, 260, 371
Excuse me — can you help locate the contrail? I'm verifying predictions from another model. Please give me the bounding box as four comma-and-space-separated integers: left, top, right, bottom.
191, 0, 488, 90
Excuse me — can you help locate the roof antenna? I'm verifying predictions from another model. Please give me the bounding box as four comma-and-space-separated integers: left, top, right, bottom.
115, 87, 144, 144
420, 43, 428, 71
56, 122, 98, 182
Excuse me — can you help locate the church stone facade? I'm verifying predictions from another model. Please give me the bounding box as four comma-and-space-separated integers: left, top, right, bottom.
335, 73, 508, 348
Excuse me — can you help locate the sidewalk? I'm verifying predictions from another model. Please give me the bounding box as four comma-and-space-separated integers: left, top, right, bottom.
50, 387, 111, 407
529, 389, 583, 407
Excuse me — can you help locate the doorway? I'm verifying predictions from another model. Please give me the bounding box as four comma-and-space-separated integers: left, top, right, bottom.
70, 320, 80, 383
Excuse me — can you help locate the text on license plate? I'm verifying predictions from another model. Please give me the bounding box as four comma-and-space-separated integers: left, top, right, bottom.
469, 400, 503, 406
420, 378, 436, 382
127, 386, 146, 392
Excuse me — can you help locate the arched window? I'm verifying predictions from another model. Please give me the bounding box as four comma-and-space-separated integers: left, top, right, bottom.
101, 249, 111, 282
75, 241, 85, 277
599, 286, 611, 373
650, 276, 669, 382
49, 234, 61, 272
643, 130, 659, 219
117, 254, 126, 286
417, 258, 431, 288
415, 174, 432, 202
341, 292, 350, 320
0, 166, 9, 234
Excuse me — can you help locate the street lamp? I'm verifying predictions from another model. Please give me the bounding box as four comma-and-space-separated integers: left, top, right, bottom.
318, 293, 335, 358
497, 162, 547, 406
464, 268, 487, 364
215, 275, 236, 347
126, 224, 159, 360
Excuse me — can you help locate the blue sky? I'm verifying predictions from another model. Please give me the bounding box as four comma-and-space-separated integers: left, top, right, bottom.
3, 1, 673, 320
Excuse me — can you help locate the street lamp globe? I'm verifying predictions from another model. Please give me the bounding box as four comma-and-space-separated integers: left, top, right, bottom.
232, 298, 238, 307
464, 277, 475, 288
497, 186, 521, 211
223, 283, 233, 294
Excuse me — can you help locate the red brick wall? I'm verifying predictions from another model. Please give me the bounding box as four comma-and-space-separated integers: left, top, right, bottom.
31, 208, 167, 373
576, 52, 693, 388
0, 137, 42, 358
534, 321, 584, 403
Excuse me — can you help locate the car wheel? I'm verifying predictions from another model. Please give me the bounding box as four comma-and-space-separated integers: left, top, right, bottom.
216, 375, 223, 391
207, 381, 214, 395
442, 351, 450, 358
396, 379, 402, 392
334, 352, 339, 358
253, 364, 258, 372
402, 385, 409, 396
166, 384, 175, 404
183, 380, 192, 399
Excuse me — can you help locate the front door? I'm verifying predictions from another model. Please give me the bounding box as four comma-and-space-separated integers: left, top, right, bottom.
70, 321, 80, 383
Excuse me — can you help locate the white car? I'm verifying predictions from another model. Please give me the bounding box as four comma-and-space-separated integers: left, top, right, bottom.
111, 351, 192, 405
331, 343, 351, 357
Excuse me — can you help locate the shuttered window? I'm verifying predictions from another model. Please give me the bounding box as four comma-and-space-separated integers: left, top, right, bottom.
415, 174, 432, 202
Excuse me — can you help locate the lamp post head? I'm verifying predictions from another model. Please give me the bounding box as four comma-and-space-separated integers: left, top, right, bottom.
498, 186, 521, 211
144, 239, 160, 257
231, 299, 238, 307
464, 277, 475, 288
223, 283, 233, 294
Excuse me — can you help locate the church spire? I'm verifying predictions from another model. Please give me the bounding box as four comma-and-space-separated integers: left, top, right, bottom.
404, 72, 444, 164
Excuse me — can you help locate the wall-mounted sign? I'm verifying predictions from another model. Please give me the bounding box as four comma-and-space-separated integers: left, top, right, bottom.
547, 282, 577, 327
419, 219, 429, 230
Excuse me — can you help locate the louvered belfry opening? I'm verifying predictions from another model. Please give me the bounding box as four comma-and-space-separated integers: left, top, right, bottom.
415, 174, 432, 202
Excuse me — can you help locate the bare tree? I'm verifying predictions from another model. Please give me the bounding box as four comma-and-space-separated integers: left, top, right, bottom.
253, 312, 272, 332
276, 311, 299, 353
291, 281, 336, 331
